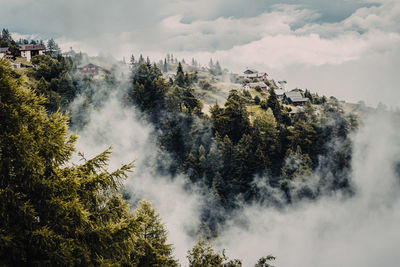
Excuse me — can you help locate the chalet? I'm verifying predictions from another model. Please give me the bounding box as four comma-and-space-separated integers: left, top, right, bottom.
0, 47, 13, 59
242, 69, 268, 81
284, 91, 308, 106
247, 82, 268, 92
19, 44, 46, 61
275, 89, 286, 100
78, 63, 110, 78
0, 47, 6, 58
277, 80, 287, 91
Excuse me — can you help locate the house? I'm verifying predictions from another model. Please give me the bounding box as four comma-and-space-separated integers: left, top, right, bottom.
247, 82, 268, 92
78, 63, 110, 78
0, 47, 13, 59
277, 80, 287, 91
284, 91, 308, 106
275, 89, 286, 99
0, 47, 8, 58
19, 44, 46, 61
242, 69, 268, 81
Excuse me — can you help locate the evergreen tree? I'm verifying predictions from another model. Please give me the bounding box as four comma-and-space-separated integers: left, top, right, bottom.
175, 62, 185, 87
46, 38, 60, 57
132, 201, 178, 267
146, 56, 151, 68
163, 58, 168, 73
138, 54, 145, 64
130, 54, 136, 66
254, 255, 276, 267
187, 240, 242, 267
266, 88, 281, 122
215, 61, 222, 75
0, 61, 140, 265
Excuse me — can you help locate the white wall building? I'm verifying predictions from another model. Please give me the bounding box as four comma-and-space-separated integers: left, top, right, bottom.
20, 44, 45, 61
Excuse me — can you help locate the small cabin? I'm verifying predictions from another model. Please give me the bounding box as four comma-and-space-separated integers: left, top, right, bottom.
242, 69, 268, 81
247, 82, 268, 92
275, 89, 286, 100
78, 63, 110, 78
0, 47, 13, 60
284, 91, 308, 106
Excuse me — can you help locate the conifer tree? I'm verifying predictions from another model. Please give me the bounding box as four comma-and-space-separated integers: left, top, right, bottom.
163, 58, 168, 73
0, 60, 141, 265
132, 201, 178, 267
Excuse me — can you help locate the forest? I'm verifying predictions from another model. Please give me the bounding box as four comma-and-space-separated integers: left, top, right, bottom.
1, 29, 362, 266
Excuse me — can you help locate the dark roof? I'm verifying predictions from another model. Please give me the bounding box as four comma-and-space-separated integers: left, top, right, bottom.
285, 91, 308, 102
78, 63, 99, 69
244, 69, 258, 74
19, 44, 46, 51
0, 47, 9, 53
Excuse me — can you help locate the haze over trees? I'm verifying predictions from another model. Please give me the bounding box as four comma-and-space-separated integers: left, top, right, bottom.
1, 30, 361, 265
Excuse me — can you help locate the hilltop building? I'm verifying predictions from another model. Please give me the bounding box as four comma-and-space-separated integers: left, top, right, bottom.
284, 91, 308, 106
0, 47, 13, 59
275, 89, 286, 99
19, 44, 46, 61
78, 63, 111, 78
241, 69, 268, 81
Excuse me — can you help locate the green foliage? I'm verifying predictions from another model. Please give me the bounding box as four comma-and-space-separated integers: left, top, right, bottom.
211, 90, 250, 144
187, 240, 242, 267
29, 54, 76, 111
266, 88, 281, 121
0, 61, 179, 266
131, 63, 168, 113
46, 38, 61, 57
132, 201, 178, 267
254, 255, 276, 267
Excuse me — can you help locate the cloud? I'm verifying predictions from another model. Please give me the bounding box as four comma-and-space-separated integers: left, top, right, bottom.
70, 66, 400, 266
216, 110, 400, 267
70, 88, 203, 263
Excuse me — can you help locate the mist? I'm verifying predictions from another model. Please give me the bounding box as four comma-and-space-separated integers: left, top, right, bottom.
68, 59, 400, 266
69, 83, 204, 262
216, 110, 400, 266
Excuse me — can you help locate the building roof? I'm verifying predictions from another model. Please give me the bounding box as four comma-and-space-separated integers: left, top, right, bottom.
244, 69, 258, 74
78, 63, 99, 69
19, 44, 46, 51
285, 91, 308, 102
0, 47, 9, 53
275, 89, 286, 96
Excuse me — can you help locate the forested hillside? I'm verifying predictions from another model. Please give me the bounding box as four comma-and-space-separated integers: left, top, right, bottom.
1, 29, 364, 266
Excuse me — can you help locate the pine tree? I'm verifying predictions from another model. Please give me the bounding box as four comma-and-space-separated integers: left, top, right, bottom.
187, 239, 242, 267
266, 88, 281, 122
175, 62, 185, 87
163, 58, 168, 73
46, 38, 60, 57
130, 54, 136, 66
132, 201, 178, 267
0, 60, 140, 265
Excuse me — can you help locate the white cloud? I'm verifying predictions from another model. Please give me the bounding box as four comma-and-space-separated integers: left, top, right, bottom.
217, 111, 400, 267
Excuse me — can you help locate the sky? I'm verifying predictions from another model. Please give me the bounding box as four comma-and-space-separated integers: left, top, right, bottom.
1, 0, 399, 105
